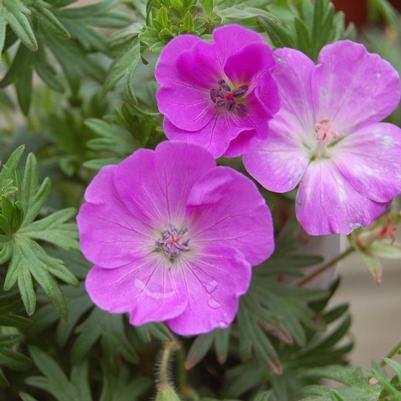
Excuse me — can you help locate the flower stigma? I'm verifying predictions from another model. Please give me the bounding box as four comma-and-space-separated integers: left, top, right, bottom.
156, 225, 191, 261
210, 79, 249, 116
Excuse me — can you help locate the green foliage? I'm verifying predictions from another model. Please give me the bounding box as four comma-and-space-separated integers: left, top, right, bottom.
0, 147, 78, 318
300, 358, 401, 401
24, 346, 151, 401
261, 0, 356, 60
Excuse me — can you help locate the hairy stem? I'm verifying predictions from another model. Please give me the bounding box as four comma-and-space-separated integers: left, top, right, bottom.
299, 246, 354, 287
159, 339, 181, 388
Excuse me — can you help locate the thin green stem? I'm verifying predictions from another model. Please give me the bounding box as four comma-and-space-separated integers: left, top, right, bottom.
298, 246, 354, 287
382, 339, 401, 366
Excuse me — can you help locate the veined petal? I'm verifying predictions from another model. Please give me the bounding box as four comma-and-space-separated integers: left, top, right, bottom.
187, 167, 274, 265
156, 86, 213, 132
77, 166, 153, 268
296, 159, 388, 235
176, 41, 221, 89
86, 256, 187, 324
313, 40, 401, 133
224, 42, 275, 84
167, 247, 251, 335
164, 115, 243, 158
212, 24, 263, 68
114, 142, 215, 226
333, 122, 401, 203
243, 122, 310, 193
271, 48, 316, 138
155, 34, 203, 86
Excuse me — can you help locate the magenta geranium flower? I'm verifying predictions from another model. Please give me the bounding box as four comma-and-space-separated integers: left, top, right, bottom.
77, 141, 274, 335
244, 40, 401, 236
155, 24, 280, 158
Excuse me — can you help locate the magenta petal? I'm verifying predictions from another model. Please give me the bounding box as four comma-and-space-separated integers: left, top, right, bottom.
156, 86, 213, 131
176, 41, 220, 88
114, 142, 215, 224
187, 167, 274, 265
155, 34, 202, 86
296, 160, 388, 236
255, 73, 280, 117
164, 115, 242, 158
86, 258, 187, 324
166, 247, 251, 335
313, 40, 401, 133
77, 166, 152, 268
212, 24, 263, 66
224, 42, 275, 84
333, 122, 401, 203
244, 126, 310, 193
223, 129, 259, 158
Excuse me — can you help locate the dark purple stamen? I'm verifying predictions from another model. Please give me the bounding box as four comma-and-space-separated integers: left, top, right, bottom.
210, 80, 249, 116
233, 85, 249, 98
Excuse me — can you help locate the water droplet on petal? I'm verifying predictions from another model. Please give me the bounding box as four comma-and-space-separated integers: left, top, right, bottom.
205, 280, 218, 293
208, 298, 221, 309
349, 223, 362, 231
218, 320, 228, 328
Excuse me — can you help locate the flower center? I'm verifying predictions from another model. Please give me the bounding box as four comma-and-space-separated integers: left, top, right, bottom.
315, 119, 338, 143
210, 79, 249, 116
156, 225, 190, 261
310, 119, 340, 160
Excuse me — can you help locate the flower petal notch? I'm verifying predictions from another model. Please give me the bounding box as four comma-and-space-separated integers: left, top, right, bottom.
77, 141, 274, 335
244, 40, 401, 236
155, 24, 280, 158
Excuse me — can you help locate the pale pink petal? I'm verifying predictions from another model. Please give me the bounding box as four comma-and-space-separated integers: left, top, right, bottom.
167, 247, 251, 335
333, 122, 401, 203
243, 124, 310, 193
271, 48, 316, 138
296, 159, 388, 236
313, 40, 401, 133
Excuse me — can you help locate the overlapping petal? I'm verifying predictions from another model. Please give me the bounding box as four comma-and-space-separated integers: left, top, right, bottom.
167, 247, 251, 335
187, 167, 274, 265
